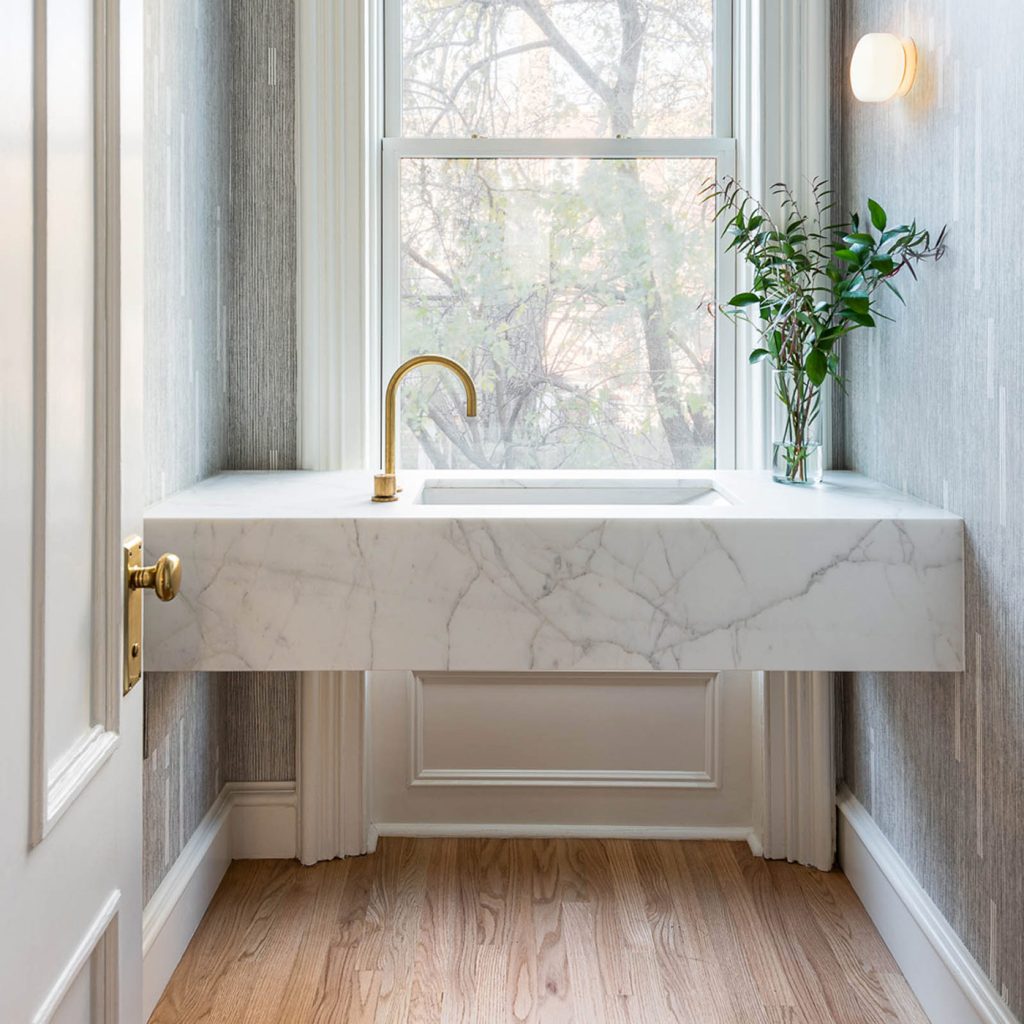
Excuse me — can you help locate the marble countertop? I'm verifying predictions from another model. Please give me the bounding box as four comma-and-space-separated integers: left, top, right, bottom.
143, 470, 965, 674
146, 468, 962, 521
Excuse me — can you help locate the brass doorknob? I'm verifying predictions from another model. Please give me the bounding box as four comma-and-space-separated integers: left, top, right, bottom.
128, 552, 182, 601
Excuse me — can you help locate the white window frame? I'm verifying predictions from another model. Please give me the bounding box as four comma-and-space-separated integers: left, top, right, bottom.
380, 0, 738, 470
296, 0, 831, 476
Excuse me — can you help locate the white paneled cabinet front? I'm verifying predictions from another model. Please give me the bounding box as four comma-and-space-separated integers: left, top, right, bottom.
371, 671, 753, 836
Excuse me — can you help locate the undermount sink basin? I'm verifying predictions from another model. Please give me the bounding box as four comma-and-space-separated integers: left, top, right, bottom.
417, 477, 732, 507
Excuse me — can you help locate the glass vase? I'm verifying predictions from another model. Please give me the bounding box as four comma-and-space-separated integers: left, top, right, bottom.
771, 369, 823, 485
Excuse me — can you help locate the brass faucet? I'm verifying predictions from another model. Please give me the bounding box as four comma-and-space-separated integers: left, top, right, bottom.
373, 354, 478, 501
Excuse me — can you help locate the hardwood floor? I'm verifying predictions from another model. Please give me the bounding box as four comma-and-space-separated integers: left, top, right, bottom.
150, 839, 927, 1024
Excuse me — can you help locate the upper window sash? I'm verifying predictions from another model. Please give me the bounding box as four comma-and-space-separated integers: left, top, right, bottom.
384, 0, 733, 141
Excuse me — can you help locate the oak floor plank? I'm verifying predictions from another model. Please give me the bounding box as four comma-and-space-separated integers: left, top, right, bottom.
406, 840, 450, 1024
286, 853, 375, 1023
441, 839, 483, 1024
532, 839, 587, 905
678, 841, 776, 1024
707, 842, 801, 1015
789, 862, 910, 1024
731, 844, 842, 1023
560, 901, 609, 1024
633, 839, 734, 1023
150, 860, 273, 1020
476, 837, 514, 946
575, 839, 635, 1016
364, 838, 430, 1024
817, 866, 905, 972
472, 945, 514, 1022
506, 839, 539, 1023
533, 897, 573, 1024
153, 860, 297, 1024
235, 860, 325, 1023
150, 839, 928, 1024
765, 857, 871, 1024
876, 971, 932, 1024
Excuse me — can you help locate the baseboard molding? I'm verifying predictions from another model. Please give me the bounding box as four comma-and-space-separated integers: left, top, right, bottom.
372, 821, 755, 843
142, 781, 297, 1020
837, 786, 1019, 1024
142, 790, 233, 1020
228, 781, 299, 860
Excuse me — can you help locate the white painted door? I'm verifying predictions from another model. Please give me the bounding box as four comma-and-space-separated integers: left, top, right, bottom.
0, 0, 147, 1021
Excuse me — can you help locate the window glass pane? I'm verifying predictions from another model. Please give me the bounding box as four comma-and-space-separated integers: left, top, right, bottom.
400, 0, 714, 138
397, 157, 716, 470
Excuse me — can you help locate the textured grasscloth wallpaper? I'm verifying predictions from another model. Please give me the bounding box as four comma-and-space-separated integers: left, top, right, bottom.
143, 0, 297, 902
835, 2, 1024, 1017
226, 0, 297, 470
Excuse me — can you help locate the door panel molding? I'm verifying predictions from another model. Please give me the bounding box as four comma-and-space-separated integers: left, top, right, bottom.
31, 890, 120, 1024
29, 0, 123, 845
45, 726, 120, 829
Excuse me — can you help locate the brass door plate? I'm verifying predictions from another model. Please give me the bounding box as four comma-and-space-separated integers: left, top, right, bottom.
124, 535, 143, 694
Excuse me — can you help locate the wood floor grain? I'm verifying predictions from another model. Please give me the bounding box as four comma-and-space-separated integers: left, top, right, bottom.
149, 839, 927, 1024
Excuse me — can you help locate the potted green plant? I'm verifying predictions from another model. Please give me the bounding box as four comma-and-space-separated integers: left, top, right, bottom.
705, 177, 946, 484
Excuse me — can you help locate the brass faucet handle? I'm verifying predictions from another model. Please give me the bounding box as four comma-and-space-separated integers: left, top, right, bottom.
373, 473, 398, 502
129, 552, 182, 601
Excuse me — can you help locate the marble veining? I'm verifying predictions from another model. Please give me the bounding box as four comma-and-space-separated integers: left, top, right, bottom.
145, 471, 964, 674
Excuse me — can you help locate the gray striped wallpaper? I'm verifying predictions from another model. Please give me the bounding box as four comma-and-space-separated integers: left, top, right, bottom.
143, 671, 222, 901
143, 0, 297, 902
144, 0, 230, 503
835, 2, 1024, 1019
226, 0, 298, 471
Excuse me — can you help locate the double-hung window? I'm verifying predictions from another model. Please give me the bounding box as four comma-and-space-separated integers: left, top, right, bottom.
382, 0, 735, 471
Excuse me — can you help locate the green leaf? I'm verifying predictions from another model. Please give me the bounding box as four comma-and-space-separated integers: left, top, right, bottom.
806, 349, 828, 386
844, 296, 870, 314
841, 309, 877, 328
749, 348, 771, 364
728, 292, 760, 306
880, 227, 909, 244
883, 278, 906, 304
869, 255, 895, 275
868, 198, 887, 231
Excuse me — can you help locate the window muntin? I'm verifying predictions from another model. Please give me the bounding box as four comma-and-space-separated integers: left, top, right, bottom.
384, 0, 733, 472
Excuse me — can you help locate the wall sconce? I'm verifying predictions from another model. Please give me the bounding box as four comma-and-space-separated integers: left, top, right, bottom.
850, 33, 918, 102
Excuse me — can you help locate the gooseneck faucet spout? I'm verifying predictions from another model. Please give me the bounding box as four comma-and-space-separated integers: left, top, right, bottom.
373, 354, 478, 502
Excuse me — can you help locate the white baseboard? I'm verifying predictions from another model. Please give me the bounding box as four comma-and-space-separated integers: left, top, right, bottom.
142, 791, 233, 1021
837, 786, 1019, 1024
142, 781, 297, 1020
228, 781, 298, 860
372, 821, 755, 843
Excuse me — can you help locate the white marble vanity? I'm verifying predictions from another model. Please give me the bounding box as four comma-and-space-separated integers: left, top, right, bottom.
143, 470, 964, 674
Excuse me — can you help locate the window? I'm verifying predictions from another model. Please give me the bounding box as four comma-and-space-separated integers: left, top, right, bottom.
383, 0, 735, 471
